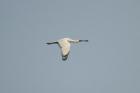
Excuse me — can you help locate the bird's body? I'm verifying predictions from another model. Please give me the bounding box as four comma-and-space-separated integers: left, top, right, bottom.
46, 38, 88, 61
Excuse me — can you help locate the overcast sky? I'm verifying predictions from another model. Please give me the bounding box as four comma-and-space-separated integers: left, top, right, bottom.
1, 0, 140, 93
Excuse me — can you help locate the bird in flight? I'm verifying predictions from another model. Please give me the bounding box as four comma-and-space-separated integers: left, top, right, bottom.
46, 38, 88, 61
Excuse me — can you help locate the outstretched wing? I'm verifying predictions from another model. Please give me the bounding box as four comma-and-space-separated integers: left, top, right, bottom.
61, 46, 70, 61
46, 41, 58, 45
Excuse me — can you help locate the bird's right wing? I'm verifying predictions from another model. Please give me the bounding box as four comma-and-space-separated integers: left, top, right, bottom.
61, 46, 70, 61
46, 41, 58, 45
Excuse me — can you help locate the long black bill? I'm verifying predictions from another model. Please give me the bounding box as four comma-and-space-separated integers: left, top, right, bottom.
79, 40, 88, 42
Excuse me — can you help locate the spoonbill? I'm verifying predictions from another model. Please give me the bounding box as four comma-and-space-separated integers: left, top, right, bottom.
46, 38, 88, 61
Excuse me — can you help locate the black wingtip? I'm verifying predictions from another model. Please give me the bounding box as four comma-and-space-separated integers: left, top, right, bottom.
79, 40, 89, 42
46, 43, 49, 45
46, 42, 58, 45
85, 40, 89, 42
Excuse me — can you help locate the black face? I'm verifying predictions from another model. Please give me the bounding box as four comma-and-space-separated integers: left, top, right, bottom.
79, 40, 88, 42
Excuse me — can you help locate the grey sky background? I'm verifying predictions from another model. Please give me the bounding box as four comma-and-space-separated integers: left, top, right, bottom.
1, 0, 140, 93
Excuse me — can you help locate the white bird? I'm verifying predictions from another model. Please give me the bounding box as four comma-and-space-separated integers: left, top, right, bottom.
46, 38, 88, 61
